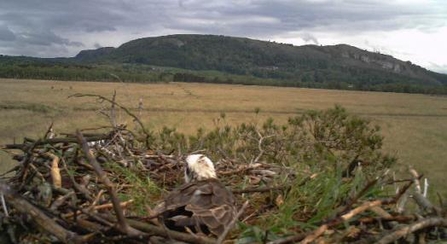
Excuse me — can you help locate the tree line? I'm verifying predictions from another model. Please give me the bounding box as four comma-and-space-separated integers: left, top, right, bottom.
1, 55, 447, 94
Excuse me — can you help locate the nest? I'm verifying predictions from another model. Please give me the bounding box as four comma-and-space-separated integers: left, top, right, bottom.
1, 125, 447, 244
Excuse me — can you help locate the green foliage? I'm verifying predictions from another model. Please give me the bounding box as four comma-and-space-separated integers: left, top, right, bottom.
151, 126, 188, 153
176, 105, 393, 172
0, 56, 173, 83
105, 162, 162, 214
2, 34, 447, 94
236, 224, 282, 243
148, 105, 396, 239
292, 105, 385, 164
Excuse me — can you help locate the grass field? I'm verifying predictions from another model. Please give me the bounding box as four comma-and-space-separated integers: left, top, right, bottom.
1, 78, 447, 197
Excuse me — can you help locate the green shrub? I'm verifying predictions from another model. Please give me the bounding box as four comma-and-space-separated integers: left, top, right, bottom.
141, 105, 396, 240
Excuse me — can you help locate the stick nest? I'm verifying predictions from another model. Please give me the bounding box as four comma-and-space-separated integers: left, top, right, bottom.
1, 125, 447, 244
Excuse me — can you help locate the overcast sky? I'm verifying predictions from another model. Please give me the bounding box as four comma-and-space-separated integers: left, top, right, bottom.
1, 0, 446, 73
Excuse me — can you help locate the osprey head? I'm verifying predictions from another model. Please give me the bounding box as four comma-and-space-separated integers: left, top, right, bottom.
184, 154, 217, 183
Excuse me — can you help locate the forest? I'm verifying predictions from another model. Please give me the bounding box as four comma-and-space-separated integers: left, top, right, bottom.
1, 34, 447, 94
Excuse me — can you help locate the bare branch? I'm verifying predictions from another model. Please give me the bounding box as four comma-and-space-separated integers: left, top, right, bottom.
125, 218, 216, 244
76, 130, 144, 237
69, 93, 152, 147
217, 200, 250, 244
377, 217, 447, 244
0, 182, 86, 244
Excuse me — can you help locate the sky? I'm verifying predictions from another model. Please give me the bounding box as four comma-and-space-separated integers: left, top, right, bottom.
0, 0, 446, 73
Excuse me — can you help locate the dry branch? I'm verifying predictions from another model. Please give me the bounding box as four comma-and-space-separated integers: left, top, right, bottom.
217, 200, 250, 244
1, 121, 447, 244
377, 217, 447, 244
69, 93, 152, 147
124, 218, 216, 244
76, 130, 144, 237
45, 152, 62, 188
2, 134, 111, 150
0, 182, 86, 244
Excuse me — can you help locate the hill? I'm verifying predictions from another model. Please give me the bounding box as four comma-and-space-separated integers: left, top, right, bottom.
74, 35, 447, 90
2, 34, 447, 93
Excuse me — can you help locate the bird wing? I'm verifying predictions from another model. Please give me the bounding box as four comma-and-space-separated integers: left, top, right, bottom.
161, 179, 236, 236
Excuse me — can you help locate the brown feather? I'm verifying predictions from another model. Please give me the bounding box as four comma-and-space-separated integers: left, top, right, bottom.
161, 178, 236, 236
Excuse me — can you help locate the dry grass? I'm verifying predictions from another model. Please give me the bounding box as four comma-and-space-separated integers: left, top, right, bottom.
1, 78, 447, 197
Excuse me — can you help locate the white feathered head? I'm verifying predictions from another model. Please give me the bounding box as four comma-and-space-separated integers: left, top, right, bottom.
184, 154, 217, 183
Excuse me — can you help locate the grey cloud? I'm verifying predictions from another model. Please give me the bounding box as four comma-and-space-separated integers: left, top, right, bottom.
85, 25, 117, 33
246, 0, 446, 33
160, 0, 447, 41
300, 33, 319, 45
0, 0, 446, 63
0, 25, 16, 41
429, 63, 447, 74
18, 29, 83, 47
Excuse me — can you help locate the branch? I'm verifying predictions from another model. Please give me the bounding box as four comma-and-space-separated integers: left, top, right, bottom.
339, 200, 382, 221
252, 130, 274, 164
62, 200, 134, 218
340, 178, 378, 214
232, 185, 290, 194
408, 166, 422, 193
3, 134, 111, 150
376, 217, 447, 244
44, 152, 61, 189
76, 130, 144, 237
0, 182, 86, 244
125, 218, 216, 244
269, 183, 415, 244
300, 200, 383, 244
300, 225, 328, 244
70, 93, 152, 148
217, 200, 250, 244
412, 192, 443, 216
266, 233, 307, 244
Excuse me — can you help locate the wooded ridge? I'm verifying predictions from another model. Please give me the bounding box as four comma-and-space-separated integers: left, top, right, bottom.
1, 34, 447, 94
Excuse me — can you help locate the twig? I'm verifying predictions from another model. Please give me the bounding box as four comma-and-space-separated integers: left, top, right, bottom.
300, 225, 328, 244
62, 200, 134, 218
232, 185, 290, 194
412, 192, 443, 216
340, 200, 382, 221
110, 90, 117, 127
409, 167, 422, 193
270, 180, 415, 244
70, 93, 152, 148
267, 233, 307, 244
358, 214, 416, 225
423, 178, 429, 198
3, 134, 111, 150
340, 178, 378, 214
252, 130, 274, 164
45, 152, 61, 188
43, 122, 55, 139
376, 217, 447, 244
301, 200, 383, 244
125, 217, 216, 244
217, 200, 250, 244
61, 158, 94, 201
76, 130, 144, 237
0, 182, 85, 243
50, 190, 75, 211
1, 193, 8, 217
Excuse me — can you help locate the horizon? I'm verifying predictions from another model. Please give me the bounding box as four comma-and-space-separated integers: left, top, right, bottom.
1, 33, 445, 75
1, 1, 446, 73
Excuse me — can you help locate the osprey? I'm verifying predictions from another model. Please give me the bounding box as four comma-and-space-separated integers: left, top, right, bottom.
159, 154, 237, 237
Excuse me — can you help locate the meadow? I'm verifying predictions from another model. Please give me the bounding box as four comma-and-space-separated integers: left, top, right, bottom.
1, 78, 447, 196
